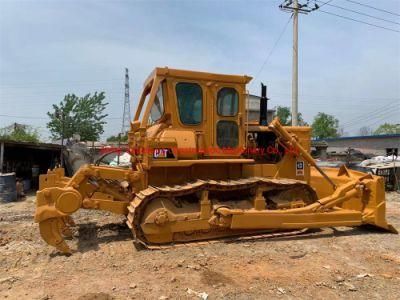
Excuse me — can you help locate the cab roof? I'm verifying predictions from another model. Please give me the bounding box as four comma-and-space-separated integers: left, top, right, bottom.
144, 67, 253, 88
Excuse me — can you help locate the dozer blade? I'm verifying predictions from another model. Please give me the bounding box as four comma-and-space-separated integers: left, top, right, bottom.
310, 166, 397, 234
39, 218, 72, 254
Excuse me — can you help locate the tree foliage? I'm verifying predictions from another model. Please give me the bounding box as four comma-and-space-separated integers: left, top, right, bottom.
275, 106, 308, 126
106, 133, 128, 143
312, 112, 339, 139
275, 106, 291, 125
373, 123, 400, 135
47, 92, 108, 141
0, 123, 40, 142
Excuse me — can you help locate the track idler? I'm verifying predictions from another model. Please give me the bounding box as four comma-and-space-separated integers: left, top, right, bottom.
34, 187, 82, 254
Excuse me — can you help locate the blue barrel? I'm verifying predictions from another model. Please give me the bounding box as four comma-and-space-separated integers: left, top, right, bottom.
0, 173, 17, 202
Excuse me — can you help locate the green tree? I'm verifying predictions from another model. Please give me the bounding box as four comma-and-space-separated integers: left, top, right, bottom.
373, 123, 400, 135
47, 92, 108, 141
312, 112, 339, 139
107, 133, 128, 143
275, 106, 291, 125
275, 106, 308, 126
0, 123, 40, 142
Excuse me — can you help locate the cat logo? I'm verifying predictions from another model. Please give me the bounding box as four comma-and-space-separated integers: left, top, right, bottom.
153, 148, 168, 158
153, 148, 174, 159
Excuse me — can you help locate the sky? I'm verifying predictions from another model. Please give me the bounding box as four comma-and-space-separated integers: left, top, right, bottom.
0, 0, 399, 141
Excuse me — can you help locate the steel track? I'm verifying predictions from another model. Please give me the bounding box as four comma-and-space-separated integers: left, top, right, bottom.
126, 177, 317, 249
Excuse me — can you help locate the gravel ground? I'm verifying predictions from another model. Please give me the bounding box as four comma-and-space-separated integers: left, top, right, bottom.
0, 192, 399, 300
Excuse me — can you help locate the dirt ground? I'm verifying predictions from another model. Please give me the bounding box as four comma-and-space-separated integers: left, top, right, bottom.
0, 192, 399, 300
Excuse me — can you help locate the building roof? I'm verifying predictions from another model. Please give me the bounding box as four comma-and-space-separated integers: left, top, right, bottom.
246, 94, 276, 112
0, 139, 62, 150
317, 134, 400, 142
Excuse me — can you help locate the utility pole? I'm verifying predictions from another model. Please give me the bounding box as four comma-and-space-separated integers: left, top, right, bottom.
292, 0, 299, 126
279, 0, 318, 126
121, 68, 132, 134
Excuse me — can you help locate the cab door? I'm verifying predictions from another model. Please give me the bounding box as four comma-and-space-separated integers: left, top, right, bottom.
212, 84, 244, 157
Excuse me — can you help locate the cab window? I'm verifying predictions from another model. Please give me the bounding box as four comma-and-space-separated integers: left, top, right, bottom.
176, 82, 202, 125
217, 87, 238, 116
149, 82, 164, 124
138, 88, 151, 122
217, 120, 239, 148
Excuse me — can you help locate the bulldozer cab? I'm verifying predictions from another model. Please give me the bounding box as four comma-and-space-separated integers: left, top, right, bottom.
129, 67, 316, 185
133, 67, 252, 159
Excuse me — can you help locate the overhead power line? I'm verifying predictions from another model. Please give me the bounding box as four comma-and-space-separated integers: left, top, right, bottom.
343, 108, 400, 129
1, 86, 398, 103
317, 0, 334, 8
268, 91, 400, 102
252, 14, 293, 84
340, 106, 397, 127
344, 0, 400, 17
345, 110, 399, 130
340, 104, 399, 127
0, 114, 47, 120
341, 107, 398, 127
317, 1, 400, 25
0, 114, 122, 120
319, 9, 400, 33
0, 79, 120, 88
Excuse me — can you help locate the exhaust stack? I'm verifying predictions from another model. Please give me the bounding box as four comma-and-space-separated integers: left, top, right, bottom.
259, 83, 269, 126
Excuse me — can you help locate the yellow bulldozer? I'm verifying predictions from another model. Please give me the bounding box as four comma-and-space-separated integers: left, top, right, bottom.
35, 67, 397, 253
